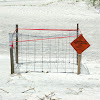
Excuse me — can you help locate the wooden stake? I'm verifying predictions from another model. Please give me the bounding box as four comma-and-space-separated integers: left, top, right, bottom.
16, 24, 18, 64
77, 54, 81, 75
9, 33, 14, 74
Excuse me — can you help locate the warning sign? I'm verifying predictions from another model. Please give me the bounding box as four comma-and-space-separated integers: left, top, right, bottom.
71, 34, 90, 54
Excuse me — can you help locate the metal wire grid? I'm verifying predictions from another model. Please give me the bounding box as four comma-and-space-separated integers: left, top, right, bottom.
12, 31, 77, 73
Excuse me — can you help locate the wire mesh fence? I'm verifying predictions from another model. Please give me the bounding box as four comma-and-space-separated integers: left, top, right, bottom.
10, 28, 78, 73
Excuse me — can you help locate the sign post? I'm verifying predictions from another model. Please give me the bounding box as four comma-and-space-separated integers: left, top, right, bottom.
78, 54, 81, 74
71, 34, 90, 74
77, 24, 79, 65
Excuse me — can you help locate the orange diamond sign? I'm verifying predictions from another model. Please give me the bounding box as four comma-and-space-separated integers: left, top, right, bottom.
71, 34, 90, 54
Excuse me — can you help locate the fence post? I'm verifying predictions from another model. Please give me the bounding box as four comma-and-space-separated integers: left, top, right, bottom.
9, 33, 14, 74
77, 54, 81, 75
16, 24, 18, 64
77, 24, 81, 75
77, 24, 79, 65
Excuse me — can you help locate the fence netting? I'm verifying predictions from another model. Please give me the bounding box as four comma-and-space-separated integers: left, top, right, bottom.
12, 30, 78, 73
